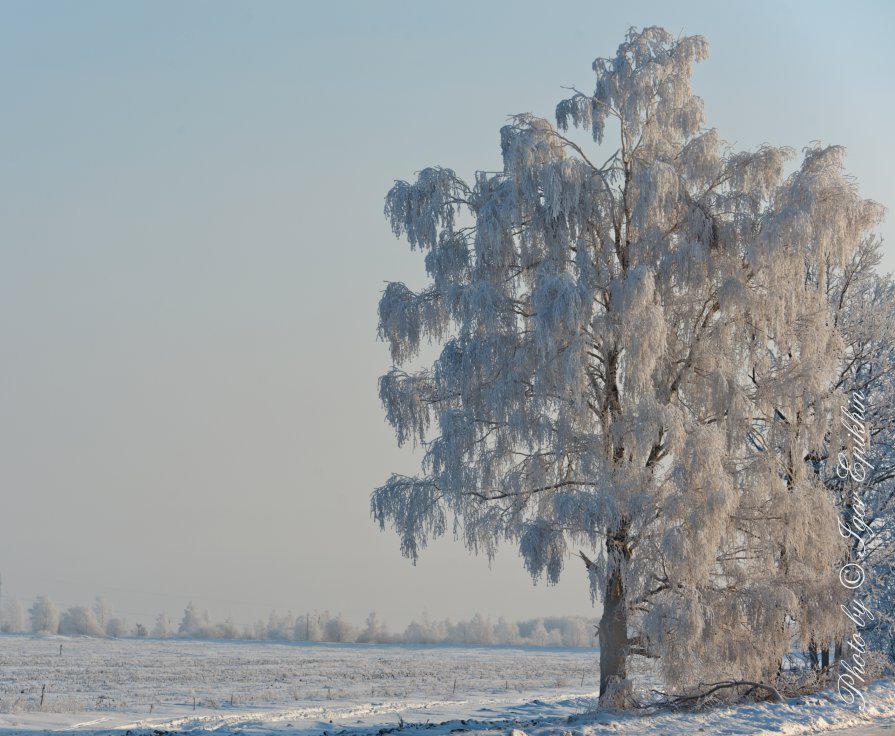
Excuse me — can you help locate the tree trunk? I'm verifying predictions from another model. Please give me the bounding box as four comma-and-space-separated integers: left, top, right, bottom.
808, 640, 819, 670
599, 562, 627, 697
821, 646, 830, 670
599, 519, 631, 700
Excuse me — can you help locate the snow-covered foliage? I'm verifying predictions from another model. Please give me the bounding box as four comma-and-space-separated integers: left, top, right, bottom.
824, 238, 895, 665
152, 612, 173, 638
59, 606, 104, 637
373, 26, 885, 699
1, 598, 27, 633
28, 595, 60, 635
2, 593, 595, 648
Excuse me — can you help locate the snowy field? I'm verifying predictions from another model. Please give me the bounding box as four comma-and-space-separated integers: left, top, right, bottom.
0, 635, 894, 735
0, 635, 599, 733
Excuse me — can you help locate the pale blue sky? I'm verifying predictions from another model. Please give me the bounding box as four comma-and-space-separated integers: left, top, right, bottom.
1, 0, 892, 629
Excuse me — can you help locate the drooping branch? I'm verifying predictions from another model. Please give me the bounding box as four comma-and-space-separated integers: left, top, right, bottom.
658, 680, 784, 706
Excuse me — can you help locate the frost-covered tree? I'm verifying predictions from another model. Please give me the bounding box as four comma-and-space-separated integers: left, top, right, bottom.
93, 596, 113, 630
178, 602, 213, 638
402, 611, 447, 644
295, 611, 327, 642
449, 612, 495, 645
373, 26, 884, 700
178, 602, 199, 636
824, 238, 895, 663
29, 595, 59, 634
527, 620, 553, 648
495, 616, 521, 645
217, 617, 240, 639
266, 610, 296, 640
105, 616, 128, 637
59, 606, 104, 637
2, 598, 27, 633
358, 611, 390, 643
243, 619, 267, 640
152, 612, 173, 638
324, 613, 359, 643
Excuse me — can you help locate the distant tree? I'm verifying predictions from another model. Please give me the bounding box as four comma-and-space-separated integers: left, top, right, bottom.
461, 613, 494, 645
266, 610, 296, 640
105, 617, 128, 638
151, 612, 173, 638
134, 623, 148, 637
557, 617, 593, 648
299, 612, 326, 642
373, 26, 883, 701
402, 611, 448, 644
494, 617, 520, 645
59, 606, 104, 636
249, 619, 267, 640
2, 599, 26, 633
401, 619, 426, 644
177, 602, 212, 637
324, 614, 358, 643
358, 611, 390, 643
528, 620, 551, 648
29, 596, 60, 634
218, 618, 240, 639
93, 596, 113, 630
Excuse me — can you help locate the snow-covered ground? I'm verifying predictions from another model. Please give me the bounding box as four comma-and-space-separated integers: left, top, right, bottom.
0, 635, 892, 735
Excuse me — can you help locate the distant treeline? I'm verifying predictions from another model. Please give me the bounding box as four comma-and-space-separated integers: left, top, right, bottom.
1, 596, 596, 648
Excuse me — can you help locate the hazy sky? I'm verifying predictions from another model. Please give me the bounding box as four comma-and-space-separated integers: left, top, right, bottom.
2, 0, 893, 631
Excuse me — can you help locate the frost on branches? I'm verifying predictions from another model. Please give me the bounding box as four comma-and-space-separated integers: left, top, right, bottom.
372, 27, 885, 702
825, 238, 895, 667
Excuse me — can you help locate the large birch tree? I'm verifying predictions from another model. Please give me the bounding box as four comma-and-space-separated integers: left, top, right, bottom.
372, 27, 884, 701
